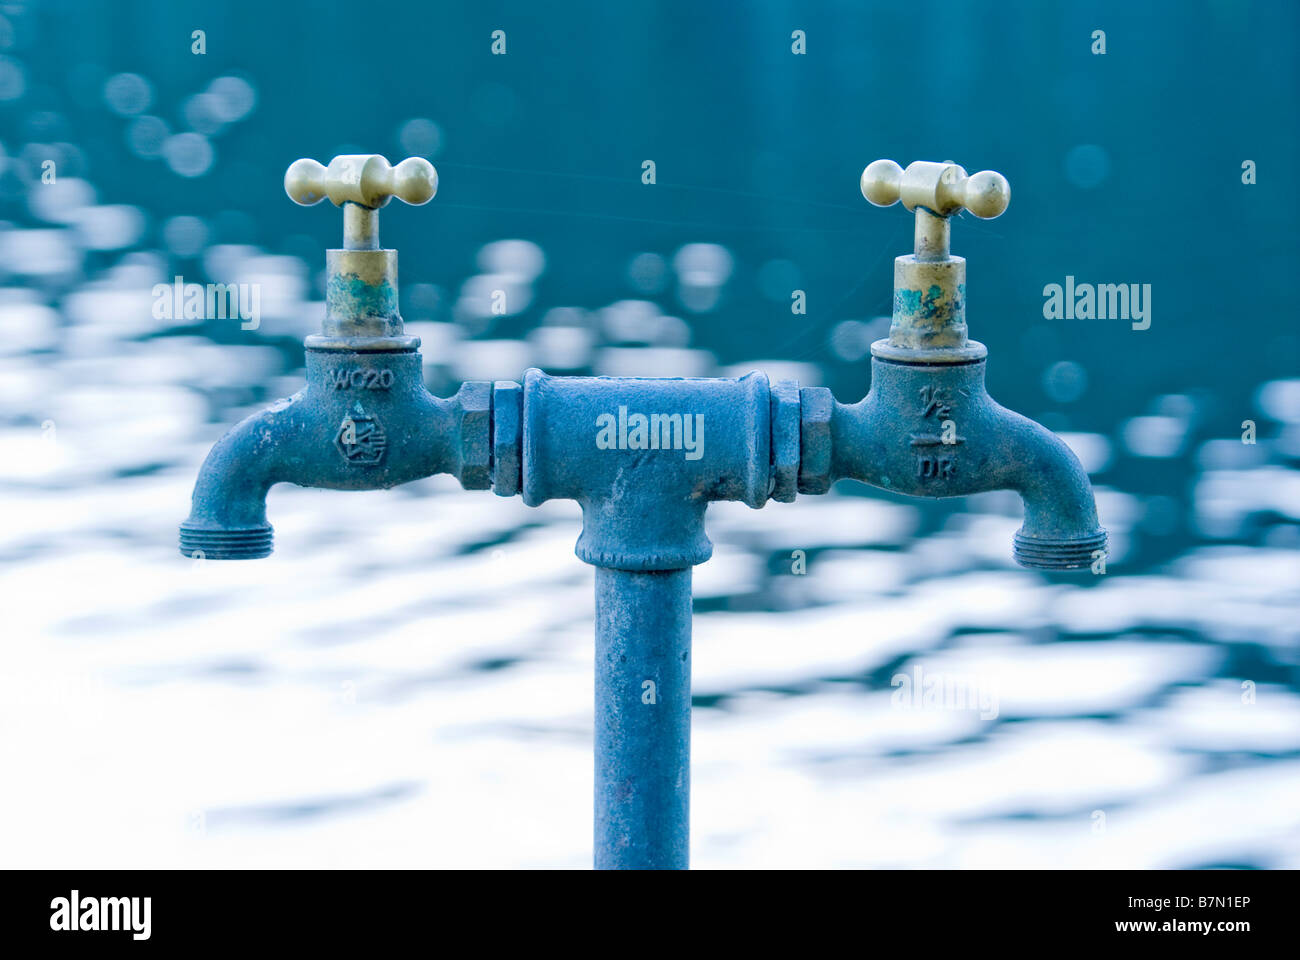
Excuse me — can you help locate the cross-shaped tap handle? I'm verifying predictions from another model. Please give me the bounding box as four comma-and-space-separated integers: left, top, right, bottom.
284, 154, 437, 251
861, 159, 1009, 261
860, 159, 1009, 219
285, 155, 437, 209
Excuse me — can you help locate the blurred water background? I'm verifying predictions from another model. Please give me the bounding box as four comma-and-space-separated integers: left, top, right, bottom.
2, 0, 1298, 868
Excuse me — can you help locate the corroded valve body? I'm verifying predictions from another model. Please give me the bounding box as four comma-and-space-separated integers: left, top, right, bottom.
815, 158, 1107, 569
180, 155, 489, 560
287, 154, 438, 343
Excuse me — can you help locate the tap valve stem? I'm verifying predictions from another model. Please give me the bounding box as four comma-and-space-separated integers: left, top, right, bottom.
284, 155, 438, 348
861, 159, 1009, 363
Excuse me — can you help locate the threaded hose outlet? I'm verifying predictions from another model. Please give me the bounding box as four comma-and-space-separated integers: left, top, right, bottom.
1013, 530, 1107, 572
179, 524, 274, 560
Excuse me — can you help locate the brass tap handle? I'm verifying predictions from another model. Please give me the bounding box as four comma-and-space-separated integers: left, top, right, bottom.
285, 155, 437, 209
860, 159, 1009, 261
862, 159, 1009, 362
860, 159, 1009, 219
284, 154, 437, 252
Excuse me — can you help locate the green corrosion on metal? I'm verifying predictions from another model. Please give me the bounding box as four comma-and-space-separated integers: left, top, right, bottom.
327, 273, 398, 320
895, 284, 951, 319
893, 282, 967, 325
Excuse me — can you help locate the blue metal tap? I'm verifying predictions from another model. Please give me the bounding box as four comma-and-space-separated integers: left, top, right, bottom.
804, 159, 1108, 570
179, 155, 492, 560
181, 155, 1106, 869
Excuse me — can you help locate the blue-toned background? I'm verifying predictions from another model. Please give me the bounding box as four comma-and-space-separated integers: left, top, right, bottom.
2, 0, 1297, 868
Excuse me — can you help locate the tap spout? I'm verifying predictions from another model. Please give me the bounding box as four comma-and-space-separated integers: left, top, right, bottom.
179, 394, 295, 559
820, 357, 1107, 571
180, 348, 490, 559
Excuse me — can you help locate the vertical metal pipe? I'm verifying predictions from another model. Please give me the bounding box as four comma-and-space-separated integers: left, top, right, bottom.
594, 566, 692, 870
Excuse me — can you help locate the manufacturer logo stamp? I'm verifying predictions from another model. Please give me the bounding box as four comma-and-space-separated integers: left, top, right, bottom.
336, 411, 387, 464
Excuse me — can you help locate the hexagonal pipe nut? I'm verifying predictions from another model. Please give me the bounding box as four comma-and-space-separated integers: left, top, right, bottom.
454, 380, 492, 490
492, 381, 522, 497
769, 379, 801, 502
798, 386, 833, 495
